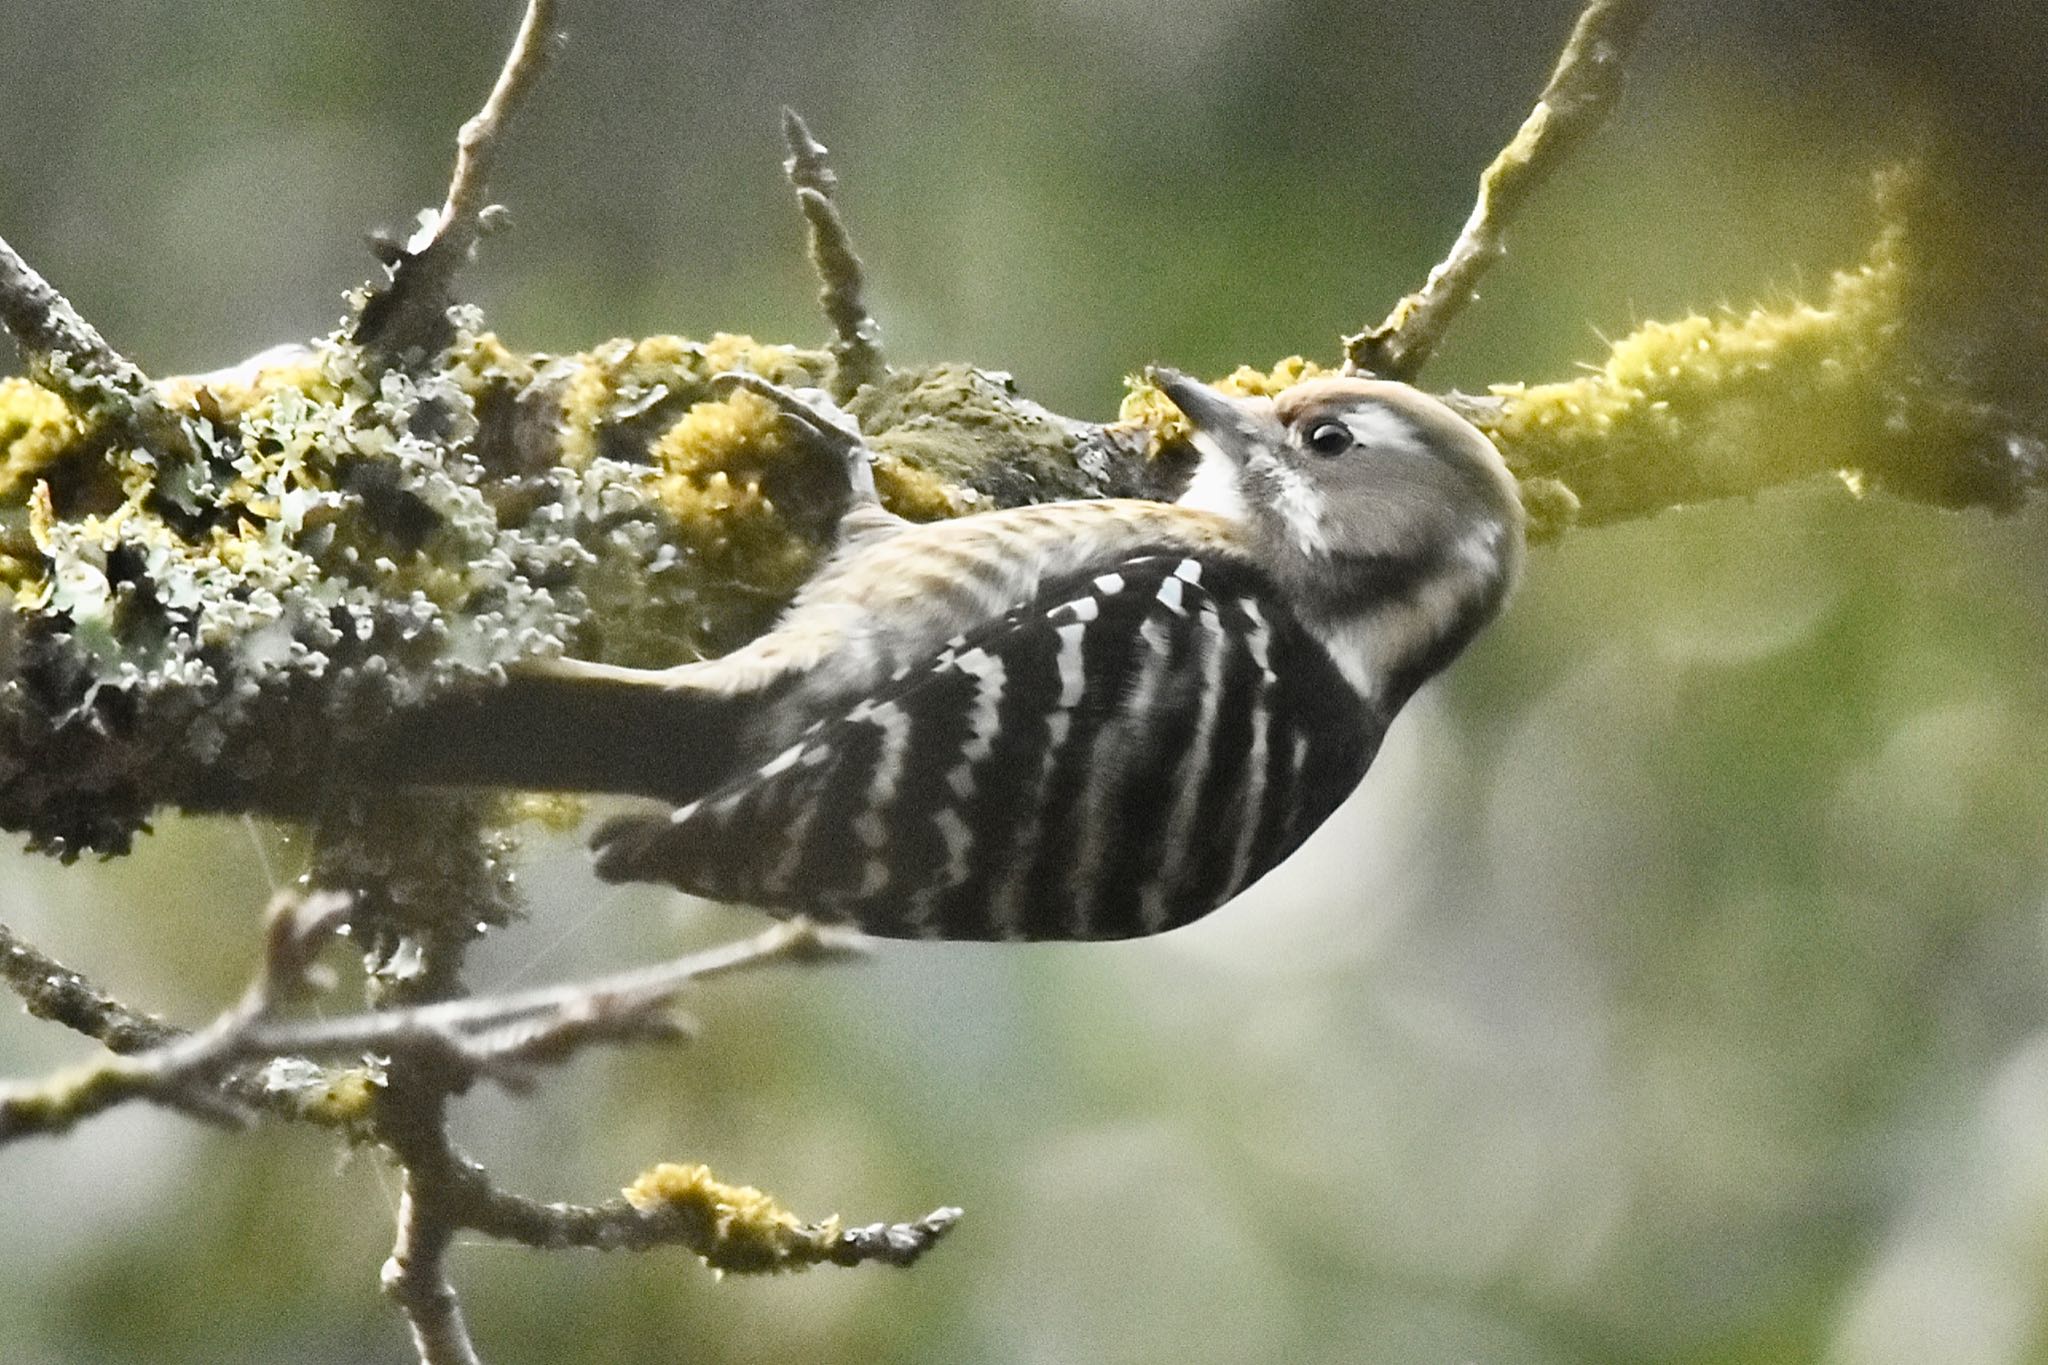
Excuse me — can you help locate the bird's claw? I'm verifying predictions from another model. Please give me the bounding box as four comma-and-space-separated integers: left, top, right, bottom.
711, 371, 879, 505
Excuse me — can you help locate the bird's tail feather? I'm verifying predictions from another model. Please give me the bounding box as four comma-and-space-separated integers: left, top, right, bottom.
355, 659, 749, 804
587, 810, 679, 886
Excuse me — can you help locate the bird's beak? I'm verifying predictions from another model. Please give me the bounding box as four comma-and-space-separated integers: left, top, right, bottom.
1149, 367, 1271, 464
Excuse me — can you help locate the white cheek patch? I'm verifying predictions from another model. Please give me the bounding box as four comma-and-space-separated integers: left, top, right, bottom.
1174, 432, 1250, 523
1342, 405, 1429, 460
1318, 534, 1505, 700
1456, 521, 1504, 578
1261, 457, 1328, 557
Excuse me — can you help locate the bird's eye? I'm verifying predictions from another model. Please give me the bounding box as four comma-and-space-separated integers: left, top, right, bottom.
1305, 422, 1353, 456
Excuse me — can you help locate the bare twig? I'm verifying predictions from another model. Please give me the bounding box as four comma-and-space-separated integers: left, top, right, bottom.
0, 893, 353, 1140
0, 234, 153, 396
0, 910, 377, 1134
380, 1076, 486, 1365
782, 108, 885, 400
386, 1188, 482, 1365
354, 0, 562, 360
0, 906, 865, 1144
1, 887, 906, 1363
1343, 0, 1660, 379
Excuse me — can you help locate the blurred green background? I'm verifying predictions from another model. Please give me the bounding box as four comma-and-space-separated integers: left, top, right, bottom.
3, 2, 2046, 1362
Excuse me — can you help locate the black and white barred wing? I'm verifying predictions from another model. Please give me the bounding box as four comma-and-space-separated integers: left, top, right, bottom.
591, 552, 1383, 940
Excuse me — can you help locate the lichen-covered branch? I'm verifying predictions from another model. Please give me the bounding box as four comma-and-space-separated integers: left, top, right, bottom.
468, 1160, 960, 1271
0, 906, 376, 1133
0, 887, 936, 1363
783, 109, 885, 400
1344, 0, 1661, 380
0, 233, 153, 400
0, 917, 177, 1053
0, 231, 202, 464
0, 892, 360, 1140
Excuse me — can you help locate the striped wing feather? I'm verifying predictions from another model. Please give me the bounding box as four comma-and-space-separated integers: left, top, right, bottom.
591, 551, 1383, 940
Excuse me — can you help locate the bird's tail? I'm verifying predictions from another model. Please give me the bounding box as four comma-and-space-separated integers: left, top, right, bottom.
354, 658, 751, 804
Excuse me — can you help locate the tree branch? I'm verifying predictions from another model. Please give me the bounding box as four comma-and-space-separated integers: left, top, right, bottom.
783, 108, 886, 401
1344, 0, 1661, 379
0, 0, 2039, 1355
0, 900, 864, 1144
465, 1159, 961, 1270
0, 232, 201, 461
0, 918, 178, 1054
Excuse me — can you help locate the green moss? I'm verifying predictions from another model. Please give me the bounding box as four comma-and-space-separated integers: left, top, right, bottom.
853, 362, 1137, 509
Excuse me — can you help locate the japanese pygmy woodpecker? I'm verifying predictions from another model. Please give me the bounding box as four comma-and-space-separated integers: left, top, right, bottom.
388, 370, 1524, 940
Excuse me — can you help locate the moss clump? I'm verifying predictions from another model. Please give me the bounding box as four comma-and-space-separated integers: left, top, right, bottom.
853, 362, 1152, 509
649, 390, 817, 597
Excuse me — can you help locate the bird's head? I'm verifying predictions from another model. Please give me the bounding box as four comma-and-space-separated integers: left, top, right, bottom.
1153, 368, 1525, 698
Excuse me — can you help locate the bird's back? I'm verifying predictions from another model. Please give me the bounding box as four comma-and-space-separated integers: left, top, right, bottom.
591, 548, 1381, 939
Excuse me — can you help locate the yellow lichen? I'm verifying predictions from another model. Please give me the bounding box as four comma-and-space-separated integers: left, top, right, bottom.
1515, 475, 1581, 543
698, 333, 818, 387
872, 452, 963, 520
157, 352, 339, 427
649, 390, 819, 596
1482, 226, 1905, 524
289, 1066, 381, 1125
1114, 354, 1336, 454
498, 791, 588, 832
557, 333, 825, 469
623, 1161, 841, 1274
441, 329, 539, 396
0, 377, 88, 504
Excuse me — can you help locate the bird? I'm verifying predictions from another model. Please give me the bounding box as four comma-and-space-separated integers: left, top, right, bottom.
390, 368, 1525, 940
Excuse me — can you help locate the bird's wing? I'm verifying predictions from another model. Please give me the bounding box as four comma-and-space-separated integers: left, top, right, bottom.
590, 548, 1381, 940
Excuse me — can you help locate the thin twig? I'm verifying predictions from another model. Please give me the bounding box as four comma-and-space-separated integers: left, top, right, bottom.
379, 1070, 486, 1365
0, 234, 152, 395
386, 1182, 482, 1365
0, 908, 865, 1144
1343, 0, 1660, 379
237, 918, 865, 1064
782, 108, 885, 401
354, 0, 562, 360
